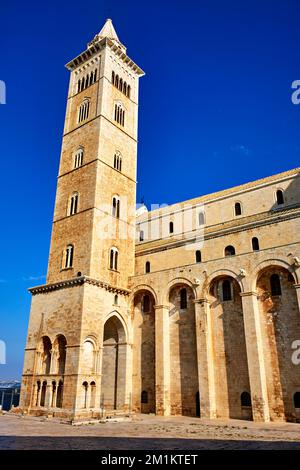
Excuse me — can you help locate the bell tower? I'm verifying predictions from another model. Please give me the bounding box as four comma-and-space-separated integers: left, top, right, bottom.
20, 19, 144, 419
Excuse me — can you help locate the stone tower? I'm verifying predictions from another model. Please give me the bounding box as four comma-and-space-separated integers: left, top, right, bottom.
20, 19, 144, 419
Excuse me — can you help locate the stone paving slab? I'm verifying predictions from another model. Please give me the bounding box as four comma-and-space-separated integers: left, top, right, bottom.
0, 414, 300, 450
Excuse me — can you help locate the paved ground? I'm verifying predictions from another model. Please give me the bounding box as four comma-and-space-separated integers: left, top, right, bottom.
1, 413, 300, 450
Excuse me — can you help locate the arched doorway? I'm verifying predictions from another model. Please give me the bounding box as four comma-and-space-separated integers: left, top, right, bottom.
169, 283, 199, 416
208, 276, 251, 419
256, 267, 300, 421
101, 315, 127, 411
132, 290, 156, 413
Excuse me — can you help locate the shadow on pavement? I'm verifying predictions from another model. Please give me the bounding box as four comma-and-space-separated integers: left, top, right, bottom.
1, 436, 300, 450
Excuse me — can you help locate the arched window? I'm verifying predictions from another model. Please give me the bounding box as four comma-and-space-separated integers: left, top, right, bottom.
77, 79, 81, 94
225, 245, 235, 256
252, 237, 259, 251
270, 273, 282, 296
82, 382, 88, 408
74, 148, 84, 168
114, 294, 118, 305
141, 390, 148, 404
114, 103, 125, 126
180, 288, 187, 309
139, 230, 144, 242
112, 196, 116, 217
222, 280, 232, 301
78, 99, 90, 123
276, 189, 284, 205
119, 78, 123, 91
109, 247, 118, 270
241, 391, 251, 407
112, 71, 115, 85
123, 82, 127, 95
69, 192, 79, 216
142, 294, 150, 313
114, 152, 122, 171
196, 250, 202, 263
198, 212, 205, 226
169, 221, 174, 234
93, 69, 97, 83
235, 202, 242, 216
294, 392, 300, 408
127, 85, 131, 98
115, 75, 119, 88
65, 244, 74, 268
112, 196, 120, 218
145, 261, 150, 273
82, 340, 95, 374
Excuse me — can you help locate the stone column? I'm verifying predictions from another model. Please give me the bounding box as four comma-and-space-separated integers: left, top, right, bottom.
45, 383, 52, 408
154, 305, 170, 416
116, 342, 128, 411
240, 291, 270, 422
50, 349, 57, 374
37, 384, 42, 407
194, 299, 216, 418
294, 284, 300, 309
94, 349, 102, 413
124, 343, 133, 413
32, 382, 39, 407
51, 384, 57, 407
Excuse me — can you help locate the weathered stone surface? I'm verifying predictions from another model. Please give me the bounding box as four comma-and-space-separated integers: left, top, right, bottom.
20, 19, 300, 424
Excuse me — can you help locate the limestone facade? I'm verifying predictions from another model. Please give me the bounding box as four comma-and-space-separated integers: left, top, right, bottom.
20, 19, 300, 422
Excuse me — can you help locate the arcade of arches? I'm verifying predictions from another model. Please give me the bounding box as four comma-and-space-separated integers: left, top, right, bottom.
27, 266, 300, 422
130, 266, 300, 422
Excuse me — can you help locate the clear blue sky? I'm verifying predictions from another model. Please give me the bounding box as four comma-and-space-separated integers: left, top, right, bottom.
0, 0, 299, 379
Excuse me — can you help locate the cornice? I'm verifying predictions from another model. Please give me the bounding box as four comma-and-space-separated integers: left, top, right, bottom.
65, 38, 144, 76
29, 275, 131, 296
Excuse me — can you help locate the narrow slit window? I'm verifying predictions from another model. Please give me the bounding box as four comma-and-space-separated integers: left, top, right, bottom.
270, 273, 281, 296
180, 288, 187, 309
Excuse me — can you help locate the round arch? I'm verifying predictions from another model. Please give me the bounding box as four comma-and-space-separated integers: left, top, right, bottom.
130, 284, 158, 305
251, 258, 297, 291
163, 277, 197, 305
53, 333, 67, 346
82, 334, 98, 348
203, 268, 245, 297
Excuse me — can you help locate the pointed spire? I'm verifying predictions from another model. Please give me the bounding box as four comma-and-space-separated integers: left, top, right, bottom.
88, 18, 126, 53
98, 18, 119, 42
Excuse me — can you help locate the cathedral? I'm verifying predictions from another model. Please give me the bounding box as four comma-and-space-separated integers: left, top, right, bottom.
20, 19, 300, 423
